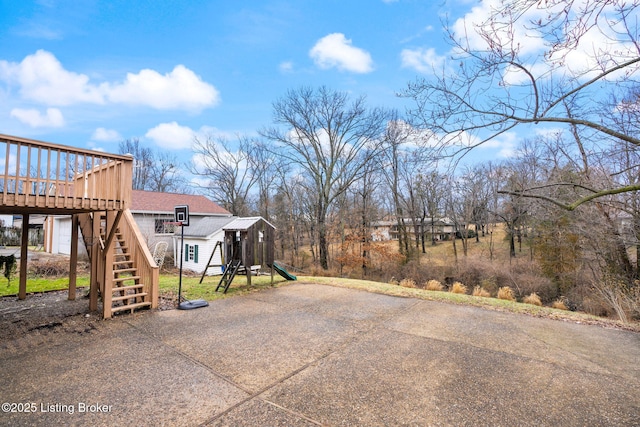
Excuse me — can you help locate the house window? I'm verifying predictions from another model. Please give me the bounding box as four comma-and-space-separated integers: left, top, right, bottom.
185, 244, 199, 263
155, 218, 176, 234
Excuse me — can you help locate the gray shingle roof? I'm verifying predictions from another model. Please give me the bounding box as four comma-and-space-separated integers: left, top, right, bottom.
180, 216, 237, 238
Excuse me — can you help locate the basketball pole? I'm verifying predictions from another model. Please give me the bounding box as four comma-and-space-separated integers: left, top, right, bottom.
178, 220, 185, 303
174, 204, 208, 310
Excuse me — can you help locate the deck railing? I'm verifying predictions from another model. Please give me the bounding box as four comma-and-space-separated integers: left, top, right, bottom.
0, 134, 132, 212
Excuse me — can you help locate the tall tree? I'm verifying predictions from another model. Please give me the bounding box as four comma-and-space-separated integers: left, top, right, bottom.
119, 138, 183, 193
402, 0, 640, 209
189, 134, 259, 216
261, 86, 389, 269
119, 138, 153, 191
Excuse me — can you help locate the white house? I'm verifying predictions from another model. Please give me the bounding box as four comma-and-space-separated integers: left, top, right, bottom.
174, 216, 237, 275
128, 190, 232, 257
370, 217, 461, 242
44, 190, 233, 258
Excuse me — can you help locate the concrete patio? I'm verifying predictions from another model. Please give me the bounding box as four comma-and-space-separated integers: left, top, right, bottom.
1, 283, 638, 426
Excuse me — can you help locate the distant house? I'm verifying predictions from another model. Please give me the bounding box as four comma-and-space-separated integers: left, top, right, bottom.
44, 190, 232, 257
371, 217, 461, 242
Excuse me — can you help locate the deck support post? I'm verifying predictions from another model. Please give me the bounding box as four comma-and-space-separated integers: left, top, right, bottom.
18, 213, 29, 300
89, 213, 100, 311
102, 210, 122, 319
68, 214, 79, 300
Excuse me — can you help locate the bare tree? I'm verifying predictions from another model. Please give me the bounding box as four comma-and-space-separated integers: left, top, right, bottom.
415, 171, 446, 250
381, 118, 413, 255
148, 151, 184, 193
261, 86, 389, 270
249, 141, 280, 221
189, 134, 259, 216
402, 0, 640, 209
119, 138, 153, 191
119, 138, 183, 193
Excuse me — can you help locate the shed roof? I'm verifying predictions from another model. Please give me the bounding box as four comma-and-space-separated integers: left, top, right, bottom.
223, 216, 275, 231
180, 216, 237, 238
131, 190, 231, 216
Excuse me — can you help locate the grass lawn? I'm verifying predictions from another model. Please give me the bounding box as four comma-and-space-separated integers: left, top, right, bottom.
301, 276, 639, 330
0, 273, 289, 300
0, 276, 91, 296
160, 273, 290, 301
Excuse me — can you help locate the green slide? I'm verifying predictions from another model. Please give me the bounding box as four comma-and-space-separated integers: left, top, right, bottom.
272, 262, 297, 280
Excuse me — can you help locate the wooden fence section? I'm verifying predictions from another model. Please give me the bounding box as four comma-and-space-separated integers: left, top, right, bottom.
0, 134, 133, 213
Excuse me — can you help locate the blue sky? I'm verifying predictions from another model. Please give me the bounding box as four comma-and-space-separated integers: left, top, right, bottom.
0, 0, 480, 160
4, 0, 628, 166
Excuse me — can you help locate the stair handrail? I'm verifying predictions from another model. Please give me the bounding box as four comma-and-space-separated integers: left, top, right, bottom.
120, 208, 159, 310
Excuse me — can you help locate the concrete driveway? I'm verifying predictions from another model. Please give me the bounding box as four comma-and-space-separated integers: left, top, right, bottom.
0, 283, 638, 426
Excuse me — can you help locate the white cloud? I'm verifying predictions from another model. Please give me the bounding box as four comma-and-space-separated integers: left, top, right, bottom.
451, 0, 547, 57
279, 61, 293, 73
10, 107, 64, 128
309, 33, 374, 73
145, 121, 195, 150
447, 0, 638, 82
0, 50, 220, 111
106, 65, 220, 111
1, 50, 103, 105
91, 127, 121, 142
401, 47, 446, 73
477, 131, 518, 158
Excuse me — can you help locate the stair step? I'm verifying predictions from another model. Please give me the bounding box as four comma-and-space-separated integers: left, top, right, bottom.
114, 253, 131, 259
113, 261, 134, 267
113, 275, 140, 283
114, 267, 137, 274
112, 284, 144, 292
111, 301, 151, 314
112, 292, 148, 302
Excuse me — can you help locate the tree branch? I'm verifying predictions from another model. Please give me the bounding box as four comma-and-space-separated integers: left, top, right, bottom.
499, 183, 640, 211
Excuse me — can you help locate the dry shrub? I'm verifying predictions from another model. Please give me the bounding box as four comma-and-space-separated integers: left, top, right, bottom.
425, 279, 444, 291
523, 292, 542, 306
472, 286, 491, 297
497, 286, 516, 301
451, 257, 556, 300
479, 278, 498, 296
552, 299, 569, 310
397, 260, 433, 285
399, 278, 417, 288
591, 277, 640, 323
28, 258, 74, 277
450, 282, 468, 294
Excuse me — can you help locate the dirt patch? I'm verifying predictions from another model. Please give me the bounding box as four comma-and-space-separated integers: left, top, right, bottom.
0, 287, 180, 346
0, 289, 99, 343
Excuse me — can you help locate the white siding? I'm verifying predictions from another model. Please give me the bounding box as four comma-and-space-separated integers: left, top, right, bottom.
132, 213, 176, 255
44, 216, 87, 256
174, 229, 225, 275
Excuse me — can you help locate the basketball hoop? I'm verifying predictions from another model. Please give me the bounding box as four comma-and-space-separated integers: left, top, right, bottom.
174, 205, 208, 310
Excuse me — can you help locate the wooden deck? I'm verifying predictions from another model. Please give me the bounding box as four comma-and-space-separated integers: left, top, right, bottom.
1, 134, 157, 318
0, 134, 132, 214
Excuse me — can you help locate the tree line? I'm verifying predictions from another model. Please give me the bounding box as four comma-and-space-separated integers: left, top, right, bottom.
121, 0, 640, 318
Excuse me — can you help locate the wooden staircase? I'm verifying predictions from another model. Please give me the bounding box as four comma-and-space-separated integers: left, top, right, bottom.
109, 229, 152, 315
78, 209, 158, 318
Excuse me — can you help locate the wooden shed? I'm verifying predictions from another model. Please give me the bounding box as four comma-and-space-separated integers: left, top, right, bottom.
216, 216, 275, 292
224, 216, 274, 269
